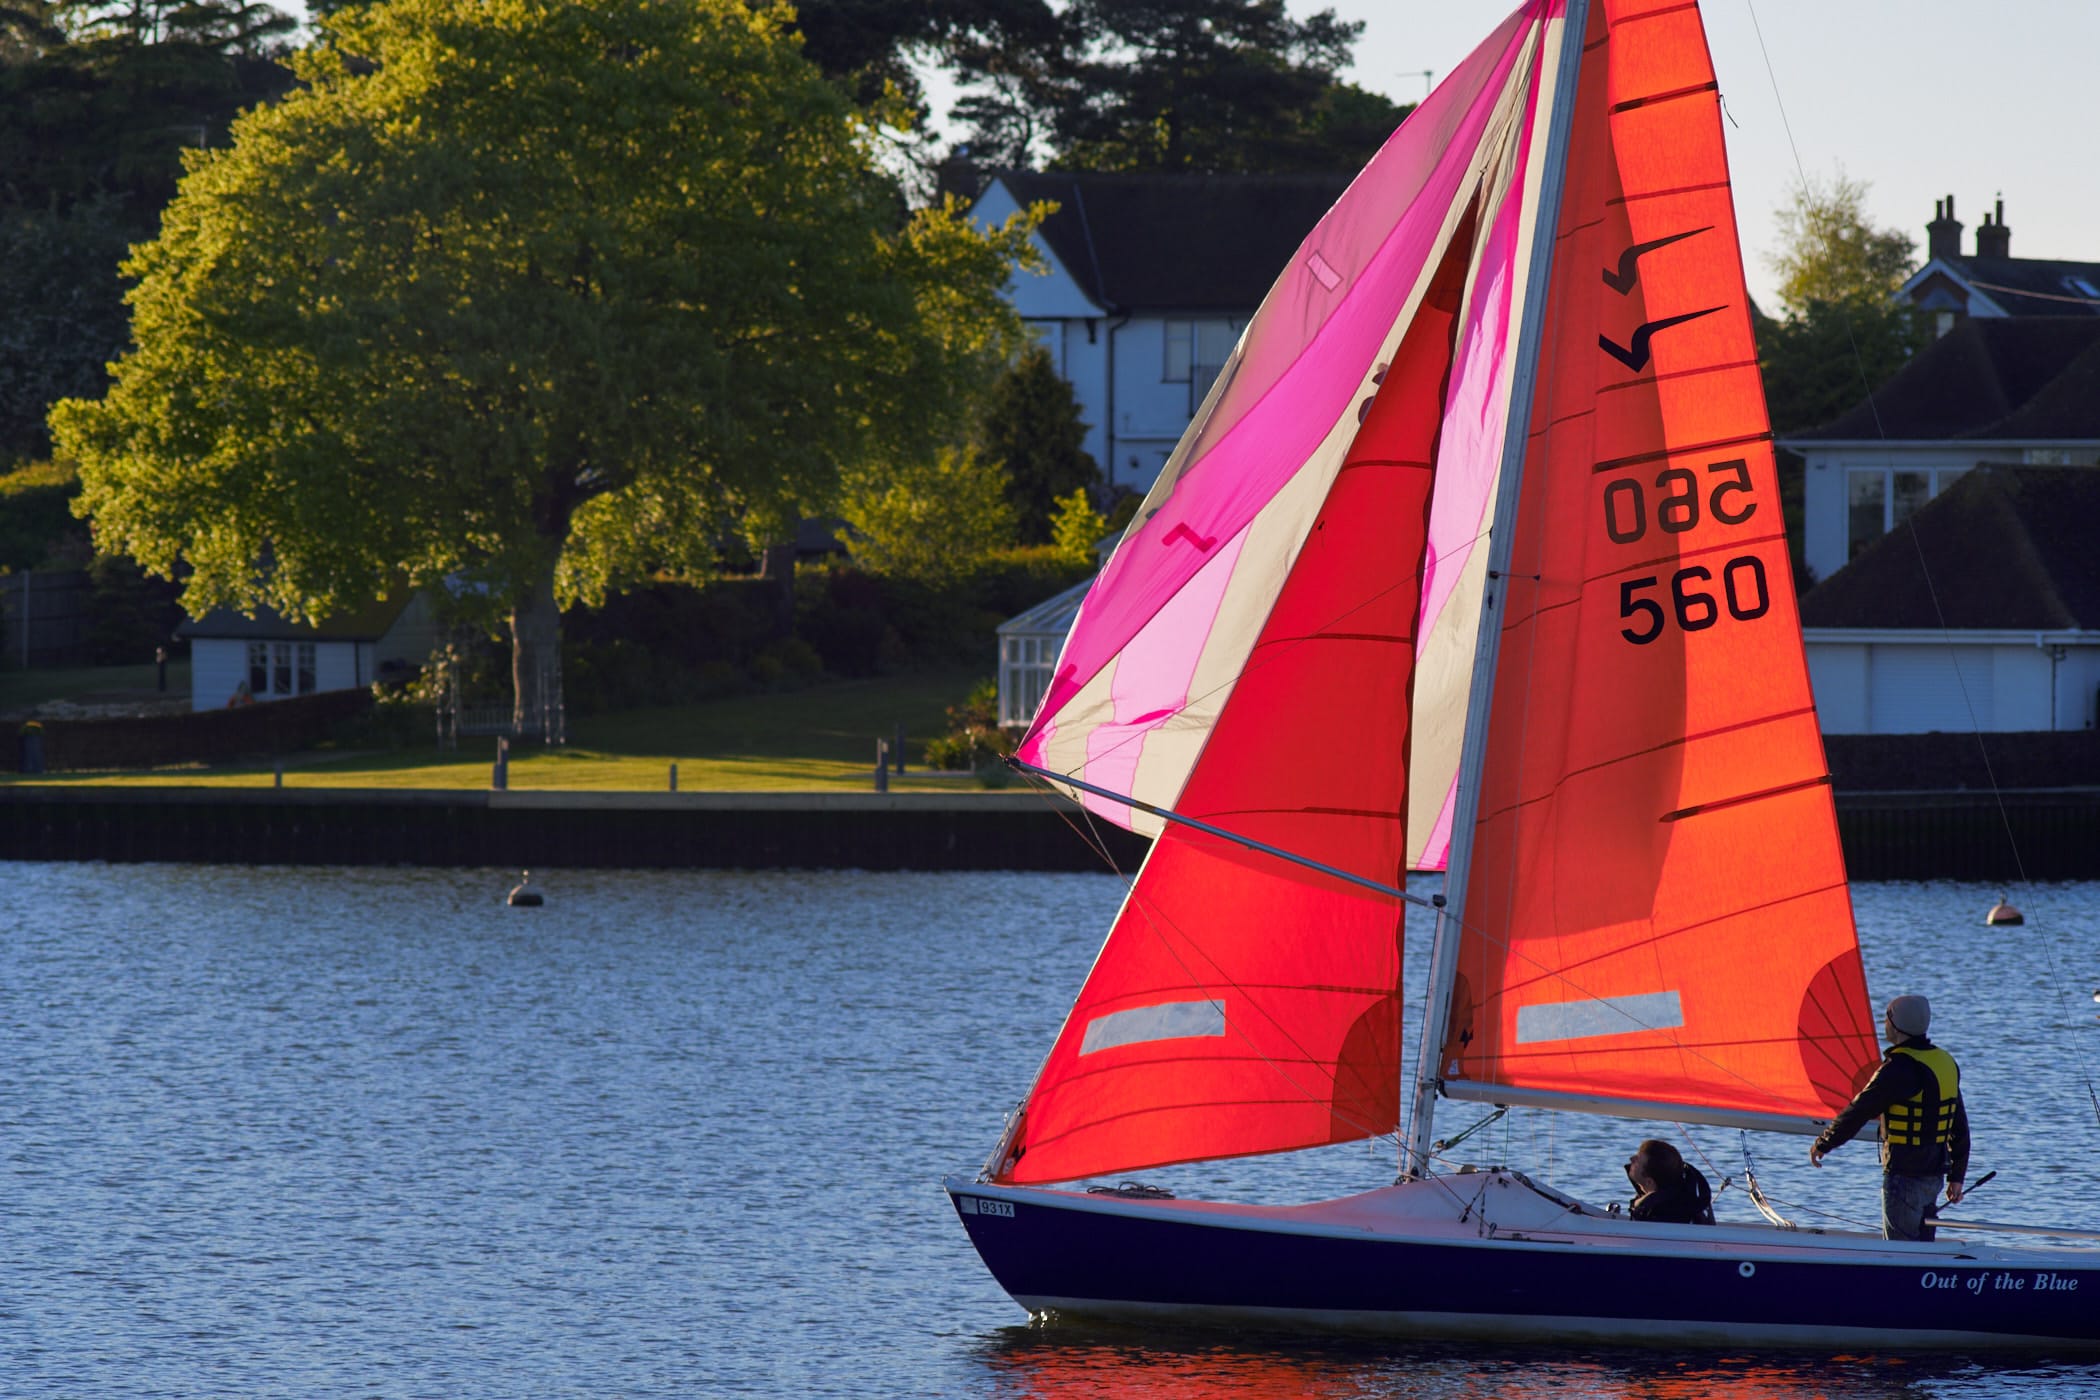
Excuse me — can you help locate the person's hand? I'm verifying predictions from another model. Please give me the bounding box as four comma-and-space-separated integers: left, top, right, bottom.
1809, 1143, 1826, 1167
1946, 1180, 1964, 1205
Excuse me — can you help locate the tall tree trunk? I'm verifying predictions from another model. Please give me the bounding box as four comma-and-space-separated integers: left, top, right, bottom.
509, 560, 565, 744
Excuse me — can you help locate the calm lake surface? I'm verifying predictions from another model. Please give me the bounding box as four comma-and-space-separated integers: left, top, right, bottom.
4, 861, 2099, 1397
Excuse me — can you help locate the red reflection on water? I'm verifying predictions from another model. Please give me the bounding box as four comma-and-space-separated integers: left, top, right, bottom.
972, 1327, 1938, 1400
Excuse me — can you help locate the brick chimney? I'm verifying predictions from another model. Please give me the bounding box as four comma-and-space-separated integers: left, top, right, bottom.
1975, 198, 2011, 259
1926, 195, 1963, 261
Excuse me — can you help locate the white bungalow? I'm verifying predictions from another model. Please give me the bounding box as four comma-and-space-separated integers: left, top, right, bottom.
1799, 465, 2100, 735
177, 595, 438, 711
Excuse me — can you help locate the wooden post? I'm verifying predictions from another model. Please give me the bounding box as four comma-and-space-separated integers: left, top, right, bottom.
874, 739, 888, 793
669, 762, 679, 792
493, 736, 509, 791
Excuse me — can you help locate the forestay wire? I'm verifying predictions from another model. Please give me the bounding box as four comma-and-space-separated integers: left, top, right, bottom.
1739, 0, 2100, 1133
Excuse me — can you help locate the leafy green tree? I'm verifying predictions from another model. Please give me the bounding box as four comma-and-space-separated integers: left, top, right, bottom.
841, 444, 1016, 585
1757, 170, 1924, 589
787, 0, 1059, 106
0, 198, 134, 461
1044, 0, 1408, 174
52, 0, 1035, 732
977, 343, 1098, 542
1048, 486, 1107, 566
0, 458, 86, 570
1768, 170, 1916, 315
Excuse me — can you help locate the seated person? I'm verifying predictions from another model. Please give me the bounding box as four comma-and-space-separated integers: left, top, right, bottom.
1625, 1138, 1715, 1224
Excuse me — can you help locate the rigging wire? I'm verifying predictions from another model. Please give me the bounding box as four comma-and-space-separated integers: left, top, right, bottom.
1741, 0, 2100, 1135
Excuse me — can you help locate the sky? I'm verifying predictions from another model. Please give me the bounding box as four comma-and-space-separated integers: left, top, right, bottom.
1326, 0, 2100, 310
921, 0, 2100, 313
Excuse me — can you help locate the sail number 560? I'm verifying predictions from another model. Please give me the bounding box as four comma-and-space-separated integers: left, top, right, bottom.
1621, 558, 1770, 644
1602, 458, 1756, 542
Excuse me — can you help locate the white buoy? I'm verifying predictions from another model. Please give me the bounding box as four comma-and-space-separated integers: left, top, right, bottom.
507, 871, 544, 907
1984, 895, 2023, 926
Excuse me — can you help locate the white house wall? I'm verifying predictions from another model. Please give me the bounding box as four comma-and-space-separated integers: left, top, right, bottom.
1805, 635, 2099, 734
1804, 643, 1869, 733
1800, 446, 2100, 585
1056, 315, 1111, 473
972, 180, 1251, 498
189, 638, 248, 711
188, 636, 372, 710
972, 182, 1105, 321
2062, 648, 2100, 730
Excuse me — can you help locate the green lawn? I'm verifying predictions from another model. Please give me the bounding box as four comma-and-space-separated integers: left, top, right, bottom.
4, 667, 1006, 792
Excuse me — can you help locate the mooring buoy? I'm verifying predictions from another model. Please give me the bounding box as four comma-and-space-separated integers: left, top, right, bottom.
1984, 895, 2023, 927
507, 871, 544, 907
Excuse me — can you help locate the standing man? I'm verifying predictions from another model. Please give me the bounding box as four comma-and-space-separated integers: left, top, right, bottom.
1810, 994, 1970, 1241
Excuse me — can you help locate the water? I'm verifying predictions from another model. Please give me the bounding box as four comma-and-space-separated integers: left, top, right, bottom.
3, 862, 2098, 1397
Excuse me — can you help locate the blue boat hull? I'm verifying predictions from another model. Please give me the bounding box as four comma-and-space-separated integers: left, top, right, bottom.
946, 1172, 2100, 1349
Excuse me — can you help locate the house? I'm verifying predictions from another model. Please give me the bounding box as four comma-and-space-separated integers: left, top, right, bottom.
1800, 466, 2100, 734
996, 577, 1090, 729
970, 170, 1350, 495
1783, 317, 2100, 584
1899, 196, 2100, 337
177, 594, 438, 711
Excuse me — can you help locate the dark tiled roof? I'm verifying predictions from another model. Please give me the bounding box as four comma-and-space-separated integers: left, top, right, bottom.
177, 596, 410, 641
1944, 255, 2100, 317
1797, 317, 2100, 441
1799, 466, 2100, 630
991, 170, 1350, 312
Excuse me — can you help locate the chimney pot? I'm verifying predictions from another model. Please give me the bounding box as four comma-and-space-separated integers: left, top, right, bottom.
1976, 199, 2011, 259
1927, 193, 1964, 262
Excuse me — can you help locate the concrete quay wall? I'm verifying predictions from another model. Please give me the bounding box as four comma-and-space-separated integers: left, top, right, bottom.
0, 786, 2093, 880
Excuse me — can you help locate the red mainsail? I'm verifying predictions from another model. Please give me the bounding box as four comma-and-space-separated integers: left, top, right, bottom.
1438, 0, 1879, 1129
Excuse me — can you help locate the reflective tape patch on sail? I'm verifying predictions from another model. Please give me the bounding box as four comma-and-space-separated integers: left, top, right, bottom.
1080, 999, 1227, 1055
1514, 991, 1684, 1044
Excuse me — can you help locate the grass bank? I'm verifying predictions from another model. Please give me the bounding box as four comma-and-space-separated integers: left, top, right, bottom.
3, 668, 1008, 792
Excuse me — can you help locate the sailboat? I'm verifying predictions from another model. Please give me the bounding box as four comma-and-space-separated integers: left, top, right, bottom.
946, 0, 2100, 1350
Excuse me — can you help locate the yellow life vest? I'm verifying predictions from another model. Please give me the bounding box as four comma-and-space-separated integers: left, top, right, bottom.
1885, 1045, 1959, 1149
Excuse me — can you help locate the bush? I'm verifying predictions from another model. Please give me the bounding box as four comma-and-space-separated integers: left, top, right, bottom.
922, 677, 1014, 772
838, 444, 1016, 585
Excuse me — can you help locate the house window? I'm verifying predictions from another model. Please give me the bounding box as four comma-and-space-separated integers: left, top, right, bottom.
1163, 320, 1237, 394
1847, 466, 1965, 559
999, 635, 1056, 728
1845, 470, 1885, 561
1164, 321, 1193, 382
244, 640, 320, 700
1891, 470, 1932, 530
1193, 321, 1235, 393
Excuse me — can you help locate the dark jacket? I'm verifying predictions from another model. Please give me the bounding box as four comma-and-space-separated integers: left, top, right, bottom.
1814, 1036, 1971, 1181
1630, 1162, 1715, 1224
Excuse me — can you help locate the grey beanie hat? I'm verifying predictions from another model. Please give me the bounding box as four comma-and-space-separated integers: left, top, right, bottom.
1886, 994, 1932, 1037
